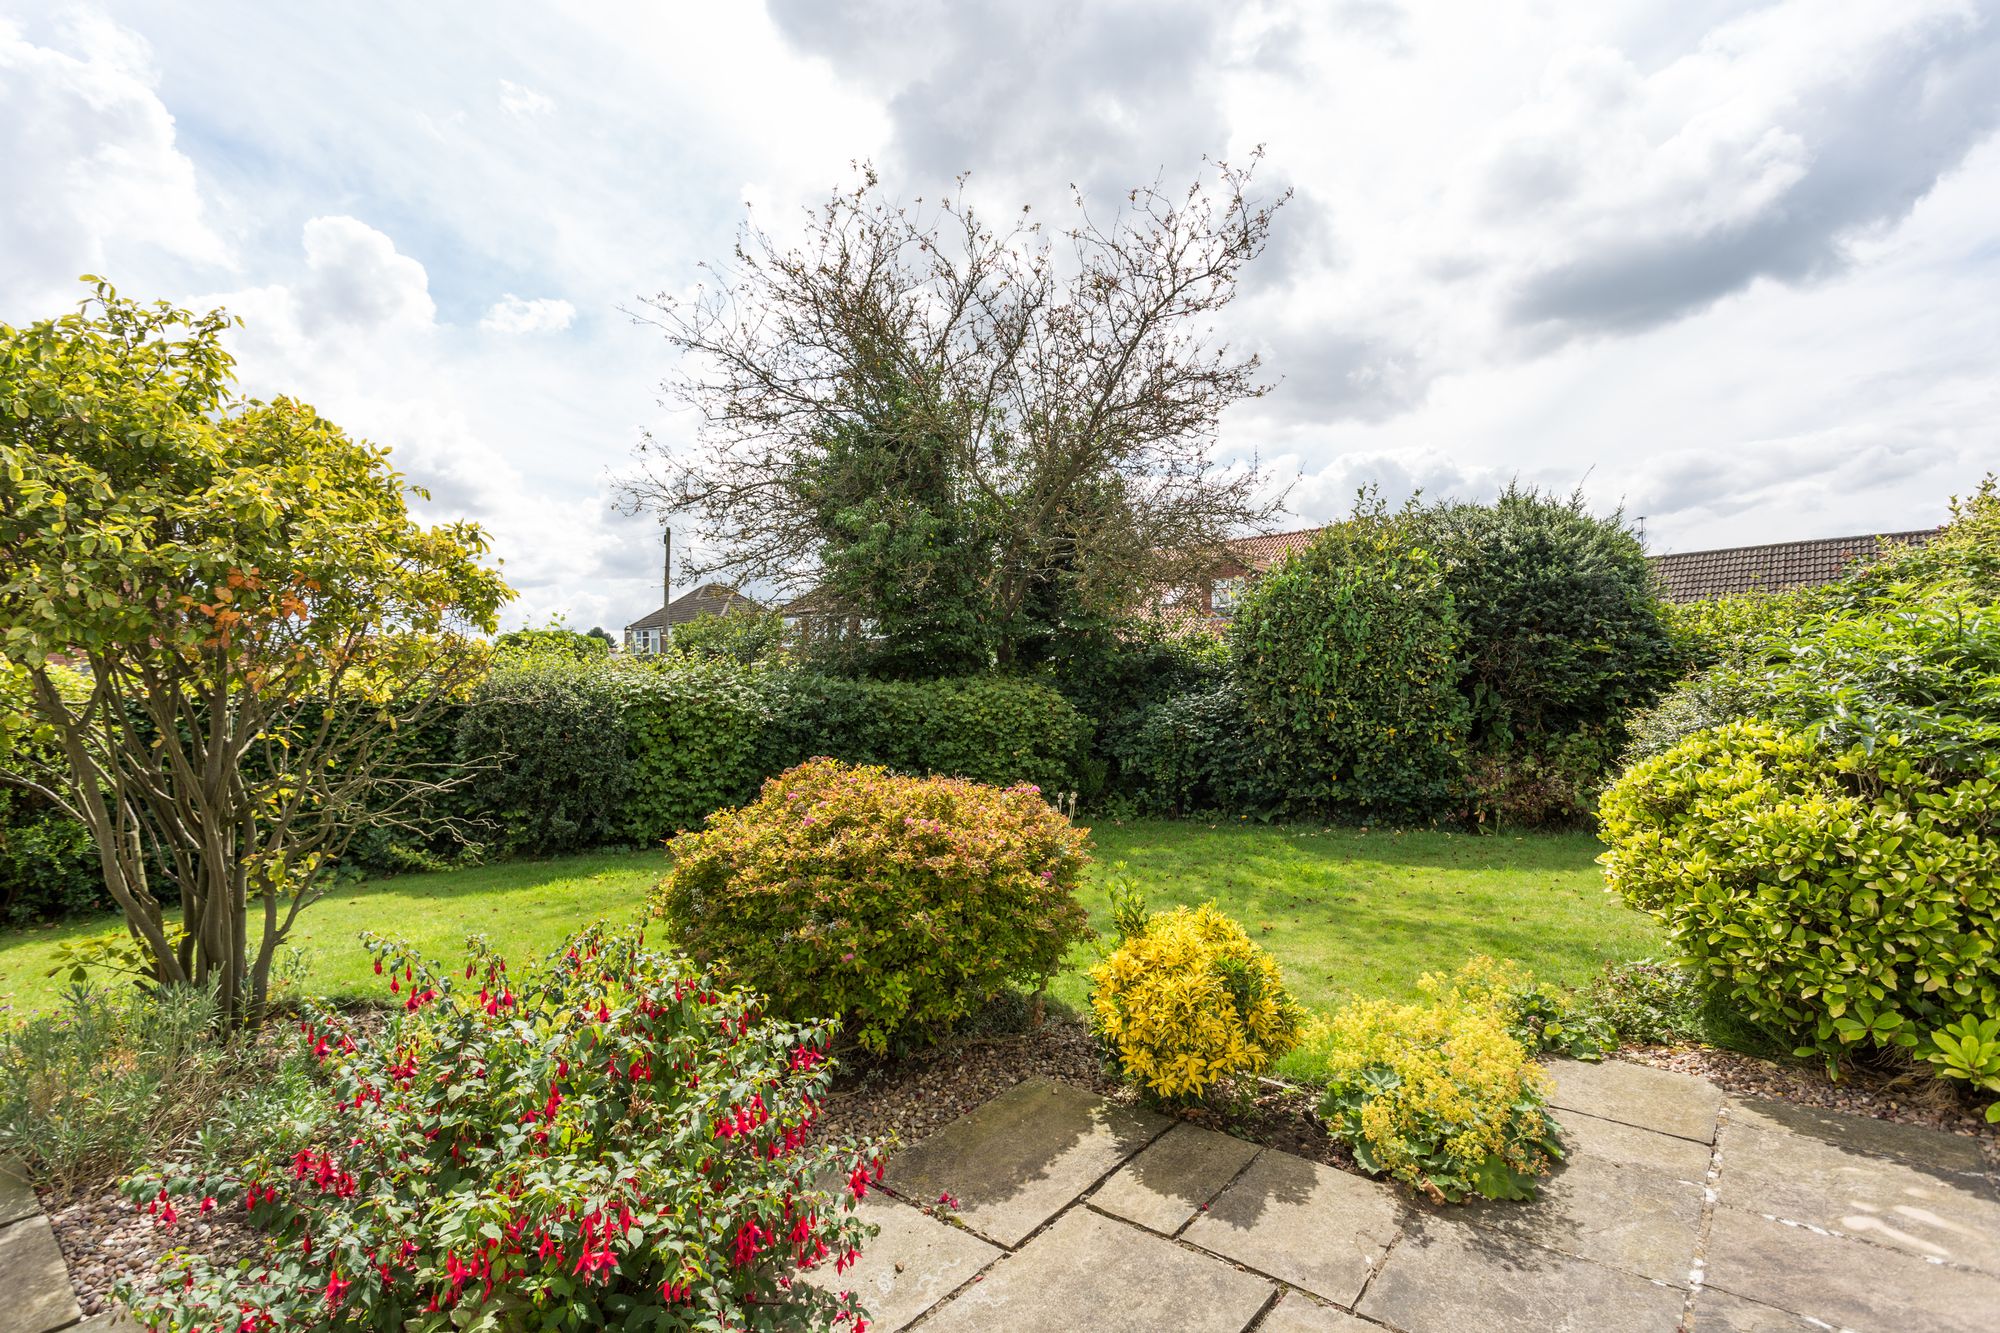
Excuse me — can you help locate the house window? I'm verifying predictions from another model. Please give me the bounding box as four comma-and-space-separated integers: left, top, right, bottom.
1212, 576, 1246, 617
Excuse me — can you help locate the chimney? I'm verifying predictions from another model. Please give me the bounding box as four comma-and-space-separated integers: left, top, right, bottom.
662, 525, 672, 609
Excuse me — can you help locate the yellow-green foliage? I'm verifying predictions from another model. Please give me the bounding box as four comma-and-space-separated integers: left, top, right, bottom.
652, 758, 1092, 1053
1090, 904, 1305, 1101
1600, 721, 2000, 1116
1418, 955, 1612, 1061
1312, 995, 1561, 1203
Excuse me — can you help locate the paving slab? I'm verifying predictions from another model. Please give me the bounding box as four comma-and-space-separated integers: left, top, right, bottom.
0, 1160, 36, 1228
1253, 1292, 1378, 1332
1544, 1058, 1723, 1143
1686, 1287, 1828, 1332
883, 1079, 1169, 1248
1357, 1216, 1686, 1333
798, 1194, 998, 1332
1091, 1122, 1262, 1235
1182, 1148, 1405, 1307
1434, 1153, 1704, 1285
1717, 1120, 2000, 1274
1725, 1096, 1993, 1178
1551, 1108, 1713, 1180
0, 1215, 82, 1333
917, 1206, 1274, 1333
1704, 1206, 2000, 1333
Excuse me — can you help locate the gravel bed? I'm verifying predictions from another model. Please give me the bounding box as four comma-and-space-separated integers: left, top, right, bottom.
42, 1184, 263, 1319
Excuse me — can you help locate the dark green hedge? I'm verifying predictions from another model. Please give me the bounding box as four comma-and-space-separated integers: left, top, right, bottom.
446, 658, 1086, 853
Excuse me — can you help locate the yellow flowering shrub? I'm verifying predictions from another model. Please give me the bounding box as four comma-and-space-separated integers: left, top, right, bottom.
1089, 904, 1305, 1101
1312, 997, 1561, 1203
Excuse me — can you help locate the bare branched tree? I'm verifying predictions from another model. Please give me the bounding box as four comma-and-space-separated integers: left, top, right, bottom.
621, 154, 1291, 665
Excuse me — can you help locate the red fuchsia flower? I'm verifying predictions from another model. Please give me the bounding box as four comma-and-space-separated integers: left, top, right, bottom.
324, 1270, 350, 1309
846, 1166, 871, 1200
199, 1196, 216, 1214
731, 1220, 769, 1268
374, 959, 383, 975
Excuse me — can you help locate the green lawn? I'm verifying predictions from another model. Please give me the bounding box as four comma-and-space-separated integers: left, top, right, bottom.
1057, 820, 1657, 1012
0, 821, 1660, 1025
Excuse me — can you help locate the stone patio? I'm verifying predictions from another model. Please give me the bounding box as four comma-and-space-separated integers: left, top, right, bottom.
7, 1060, 1998, 1332
827, 1063, 2000, 1333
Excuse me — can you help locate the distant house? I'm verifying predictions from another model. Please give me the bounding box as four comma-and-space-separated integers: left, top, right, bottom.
1649, 530, 1934, 603
622, 528, 764, 653
1148, 523, 1938, 630
1143, 527, 1325, 634
623, 583, 765, 654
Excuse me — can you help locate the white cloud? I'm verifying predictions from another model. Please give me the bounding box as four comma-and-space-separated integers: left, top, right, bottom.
296, 216, 436, 331
480, 294, 575, 335
3, 0, 1997, 625
0, 12, 228, 311
498, 79, 554, 118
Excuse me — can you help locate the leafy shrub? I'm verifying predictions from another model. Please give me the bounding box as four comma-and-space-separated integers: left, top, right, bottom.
121, 925, 882, 1331
670, 608, 787, 664
1416, 487, 1674, 746
1041, 620, 1231, 802
1724, 601, 2000, 778
1846, 473, 1998, 604
1116, 680, 1278, 817
1659, 587, 1837, 674
456, 653, 631, 856
652, 758, 1092, 1052
1465, 727, 1622, 830
0, 986, 254, 1193
1579, 959, 1708, 1047
1599, 721, 2000, 1118
492, 625, 611, 660
1619, 669, 1763, 767
1417, 955, 1612, 1061
764, 674, 1086, 796
1313, 996, 1562, 1202
0, 665, 104, 922
1233, 499, 1469, 818
1090, 900, 1305, 1102
618, 657, 779, 843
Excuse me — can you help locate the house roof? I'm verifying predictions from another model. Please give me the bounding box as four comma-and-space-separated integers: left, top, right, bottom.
624, 583, 764, 632
1223, 526, 1325, 571
1649, 530, 1934, 603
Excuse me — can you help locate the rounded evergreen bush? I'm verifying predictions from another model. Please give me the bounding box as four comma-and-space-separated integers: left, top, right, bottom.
1600, 720, 2000, 1116
651, 758, 1093, 1052
1232, 502, 1469, 817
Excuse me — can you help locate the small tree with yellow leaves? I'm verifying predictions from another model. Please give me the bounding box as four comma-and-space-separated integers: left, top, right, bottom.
0, 284, 510, 1021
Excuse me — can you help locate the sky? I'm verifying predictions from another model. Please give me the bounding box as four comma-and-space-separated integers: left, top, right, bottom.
3, 1, 1997, 632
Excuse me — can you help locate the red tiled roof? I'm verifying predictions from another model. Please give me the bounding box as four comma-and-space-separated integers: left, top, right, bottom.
1649, 530, 1934, 603
1224, 526, 1325, 570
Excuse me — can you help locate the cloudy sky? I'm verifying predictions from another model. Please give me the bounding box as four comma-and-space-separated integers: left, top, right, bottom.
4, 2, 1997, 630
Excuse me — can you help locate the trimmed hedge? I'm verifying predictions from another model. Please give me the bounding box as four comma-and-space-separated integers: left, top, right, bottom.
450, 659, 1086, 852
763, 674, 1086, 797
1232, 507, 1470, 818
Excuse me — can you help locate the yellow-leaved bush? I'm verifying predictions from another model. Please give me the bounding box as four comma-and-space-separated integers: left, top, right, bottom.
1089, 903, 1305, 1101
1311, 996, 1561, 1203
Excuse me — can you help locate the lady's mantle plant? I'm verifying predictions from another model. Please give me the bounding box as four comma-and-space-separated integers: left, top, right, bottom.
118, 925, 883, 1332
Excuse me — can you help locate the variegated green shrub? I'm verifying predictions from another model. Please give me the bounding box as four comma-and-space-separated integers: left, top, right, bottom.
1599, 720, 2000, 1119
